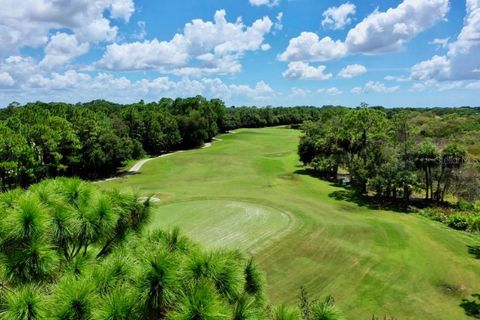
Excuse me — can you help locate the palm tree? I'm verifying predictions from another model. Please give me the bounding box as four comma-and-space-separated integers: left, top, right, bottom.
435, 144, 466, 202
414, 142, 439, 201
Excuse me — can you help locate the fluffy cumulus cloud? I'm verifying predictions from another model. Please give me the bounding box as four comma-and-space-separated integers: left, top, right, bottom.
40, 33, 90, 69
352, 81, 399, 94
345, 0, 449, 54
410, 55, 451, 81
410, 0, 480, 82
280, 0, 449, 63
249, 0, 279, 7
0, 72, 15, 87
282, 62, 332, 80
0, 56, 41, 88
338, 64, 367, 78
97, 10, 273, 75
278, 32, 347, 62
322, 2, 356, 30
98, 38, 189, 70
0, 63, 275, 104
0, 0, 134, 57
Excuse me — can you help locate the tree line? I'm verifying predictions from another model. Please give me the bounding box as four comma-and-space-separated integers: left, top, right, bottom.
0, 178, 348, 320
0, 97, 324, 190
298, 105, 480, 206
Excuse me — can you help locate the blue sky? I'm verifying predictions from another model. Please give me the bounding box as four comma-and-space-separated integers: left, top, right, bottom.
0, 0, 479, 107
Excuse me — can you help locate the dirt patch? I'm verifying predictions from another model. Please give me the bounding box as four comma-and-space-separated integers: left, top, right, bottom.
437, 282, 467, 297
265, 152, 290, 158
278, 173, 298, 181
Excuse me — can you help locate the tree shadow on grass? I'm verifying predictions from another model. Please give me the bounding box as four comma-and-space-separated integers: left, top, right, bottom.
460, 294, 480, 318
468, 245, 480, 259
294, 168, 412, 214
328, 189, 411, 213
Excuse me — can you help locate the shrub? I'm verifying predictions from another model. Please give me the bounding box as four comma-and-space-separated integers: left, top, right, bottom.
447, 214, 469, 230
468, 215, 480, 233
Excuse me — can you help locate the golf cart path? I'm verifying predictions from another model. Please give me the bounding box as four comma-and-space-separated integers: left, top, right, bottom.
96, 133, 234, 183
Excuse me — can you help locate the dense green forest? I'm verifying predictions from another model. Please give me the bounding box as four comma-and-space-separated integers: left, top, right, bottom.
298, 105, 480, 231
0, 178, 343, 320
1, 98, 480, 227
0, 97, 323, 190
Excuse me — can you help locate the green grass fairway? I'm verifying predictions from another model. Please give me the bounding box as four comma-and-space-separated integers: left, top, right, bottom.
100, 127, 480, 319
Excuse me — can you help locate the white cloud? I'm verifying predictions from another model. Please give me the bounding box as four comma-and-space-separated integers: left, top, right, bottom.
40, 33, 89, 69
409, 83, 427, 92
364, 81, 399, 93
407, 79, 480, 92
75, 18, 118, 43
429, 37, 450, 49
261, 44, 272, 51
278, 32, 347, 62
0, 66, 275, 104
322, 2, 356, 30
289, 87, 311, 98
0, 56, 41, 88
0, 0, 133, 57
109, 0, 135, 22
28, 70, 92, 90
249, 0, 279, 7
410, 55, 451, 81
279, 0, 449, 63
466, 81, 480, 89
384, 75, 410, 82
436, 81, 464, 91
352, 81, 399, 94
410, 0, 480, 81
0, 72, 15, 87
98, 38, 189, 70
351, 86, 363, 94
345, 0, 449, 54
274, 12, 284, 31
133, 21, 147, 40
338, 64, 367, 78
282, 61, 333, 80
96, 10, 273, 75
319, 87, 342, 95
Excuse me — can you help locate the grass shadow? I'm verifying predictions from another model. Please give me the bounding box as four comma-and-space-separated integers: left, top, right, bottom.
328, 189, 410, 213
294, 168, 411, 214
468, 245, 480, 259
460, 294, 480, 318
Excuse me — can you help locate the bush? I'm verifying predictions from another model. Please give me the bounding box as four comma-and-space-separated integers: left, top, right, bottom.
468, 215, 480, 233
457, 200, 475, 211
420, 208, 447, 223
447, 214, 469, 231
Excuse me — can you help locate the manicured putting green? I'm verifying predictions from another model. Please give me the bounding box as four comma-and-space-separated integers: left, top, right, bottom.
148, 199, 290, 250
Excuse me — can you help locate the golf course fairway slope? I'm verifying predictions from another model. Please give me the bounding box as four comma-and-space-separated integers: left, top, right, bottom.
100, 127, 480, 320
